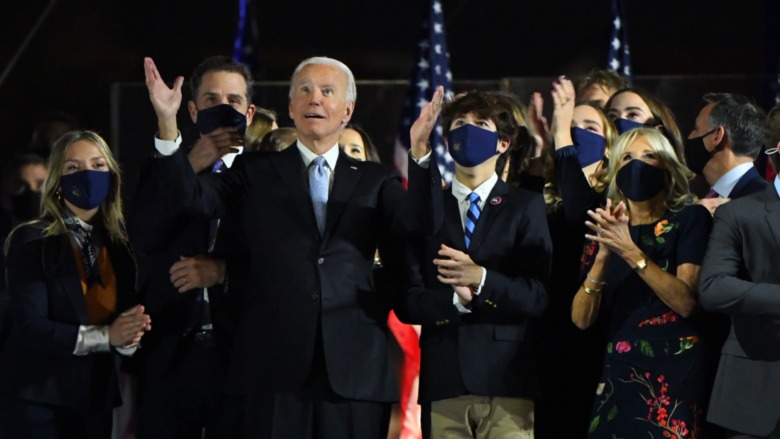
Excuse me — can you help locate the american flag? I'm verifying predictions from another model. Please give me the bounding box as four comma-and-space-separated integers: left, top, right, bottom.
607, 0, 632, 81
232, 0, 257, 70
393, 0, 454, 184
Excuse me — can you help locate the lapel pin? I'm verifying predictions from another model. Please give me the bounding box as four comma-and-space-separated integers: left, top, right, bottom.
490, 196, 502, 205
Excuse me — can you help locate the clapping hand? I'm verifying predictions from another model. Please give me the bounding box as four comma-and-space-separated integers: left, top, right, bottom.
550, 76, 576, 150
108, 304, 151, 349
585, 199, 635, 259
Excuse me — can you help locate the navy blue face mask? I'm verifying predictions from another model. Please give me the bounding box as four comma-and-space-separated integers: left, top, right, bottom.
571, 127, 607, 168
195, 104, 248, 136
614, 118, 644, 135
616, 160, 666, 202
447, 124, 500, 168
60, 170, 111, 210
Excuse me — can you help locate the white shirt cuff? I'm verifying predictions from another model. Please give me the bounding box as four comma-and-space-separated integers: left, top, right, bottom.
474, 267, 487, 295
154, 132, 182, 156
410, 150, 432, 168
73, 325, 111, 355
453, 293, 471, 314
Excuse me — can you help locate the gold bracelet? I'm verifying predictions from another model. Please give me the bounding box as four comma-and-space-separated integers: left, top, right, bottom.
586, 273, 607, 287
583, 285, 601, 296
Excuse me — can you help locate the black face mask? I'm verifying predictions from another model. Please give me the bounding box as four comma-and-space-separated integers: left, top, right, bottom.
617, 160, 667, 202
10, 186, 42, 221
195, 104, 248, 136
684, 128, 718, 175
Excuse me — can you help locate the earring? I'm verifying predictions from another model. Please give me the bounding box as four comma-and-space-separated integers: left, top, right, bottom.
56, 187, 62, 203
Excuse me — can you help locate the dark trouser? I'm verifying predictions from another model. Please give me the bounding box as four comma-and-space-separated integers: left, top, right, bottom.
221, 321, 391, 439
221, 374, 392, 439
136, 331, 225, 439
0, 397, 112, 439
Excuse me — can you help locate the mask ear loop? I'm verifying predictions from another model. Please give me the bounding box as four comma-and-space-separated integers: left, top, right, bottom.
764, 147, 779, 156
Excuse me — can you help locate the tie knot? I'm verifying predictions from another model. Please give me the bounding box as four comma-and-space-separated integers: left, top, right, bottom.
468, 192, 480, 204
312, 156, 327, 169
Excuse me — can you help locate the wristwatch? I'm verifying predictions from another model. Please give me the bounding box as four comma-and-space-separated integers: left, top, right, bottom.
632, 256, 648, 272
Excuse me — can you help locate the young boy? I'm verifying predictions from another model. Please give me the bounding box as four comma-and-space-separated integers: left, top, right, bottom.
396, 88, 552, 438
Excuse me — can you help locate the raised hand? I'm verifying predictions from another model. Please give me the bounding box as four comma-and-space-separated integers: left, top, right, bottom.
409, 85, 444, 159
550, 76, 576, 150
169, 255, 227, 293
186, 127, 243, 173
108, 304, 151, 348
526, 92, 550, 158
144, 57, 184, 140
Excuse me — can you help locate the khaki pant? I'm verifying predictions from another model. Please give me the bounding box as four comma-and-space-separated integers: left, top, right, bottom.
430, 395, 534, 438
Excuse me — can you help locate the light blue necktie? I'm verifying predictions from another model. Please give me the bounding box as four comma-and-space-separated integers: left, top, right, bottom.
309, 156, 329, 235
464, 192, 481, 249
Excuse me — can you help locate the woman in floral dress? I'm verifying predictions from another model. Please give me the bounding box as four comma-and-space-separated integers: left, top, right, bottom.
572, 128, 713, 438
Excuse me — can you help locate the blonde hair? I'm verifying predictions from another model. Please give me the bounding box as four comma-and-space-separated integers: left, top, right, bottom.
604, 128, 696, 212
40, 130, 128, 244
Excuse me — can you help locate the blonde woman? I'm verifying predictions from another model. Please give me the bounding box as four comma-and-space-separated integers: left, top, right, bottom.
0, 131, 150, 439
573, 128, 713, 438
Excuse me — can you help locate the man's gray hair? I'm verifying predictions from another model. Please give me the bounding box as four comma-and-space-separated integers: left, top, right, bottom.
289, 56, 357, 103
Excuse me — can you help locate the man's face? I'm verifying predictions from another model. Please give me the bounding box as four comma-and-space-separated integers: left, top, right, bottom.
580, 84, 614, 108
188, 70, 255, 125
289, 64, 354, 146
688, 103, 716, 145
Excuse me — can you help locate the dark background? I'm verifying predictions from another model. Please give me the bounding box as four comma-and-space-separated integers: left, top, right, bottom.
2, 0, 779, 163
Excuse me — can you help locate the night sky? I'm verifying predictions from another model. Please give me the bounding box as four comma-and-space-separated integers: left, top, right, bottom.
1, 0, 778, 156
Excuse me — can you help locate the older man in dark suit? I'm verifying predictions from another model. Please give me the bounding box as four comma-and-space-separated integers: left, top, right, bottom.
699, 171, 780, 436
143, 56, 418, 438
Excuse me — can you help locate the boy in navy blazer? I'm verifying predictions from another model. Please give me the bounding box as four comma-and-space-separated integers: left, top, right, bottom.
396, 88, 552, 438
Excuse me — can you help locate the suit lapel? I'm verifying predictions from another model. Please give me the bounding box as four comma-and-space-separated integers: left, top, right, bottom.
323, 151, 365, 240
45, 234, 89, 323
467, 180, 510, 256
443, 189, 467, 250
271, 146, 318, 234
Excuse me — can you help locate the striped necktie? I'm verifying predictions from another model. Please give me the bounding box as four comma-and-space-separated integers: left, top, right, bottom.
208, 159, 225, 251
464, 192, 481, 249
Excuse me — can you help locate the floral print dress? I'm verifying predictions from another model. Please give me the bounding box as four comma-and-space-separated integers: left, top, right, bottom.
585, 204, 713, 439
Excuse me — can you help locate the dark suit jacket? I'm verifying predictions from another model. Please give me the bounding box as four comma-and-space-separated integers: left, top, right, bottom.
0, 222, 137, 411
148, 145, 416, 402
396, 159, 552, 403
127, 157, 238, 379
727, 165, 767, 199
700, 184, 780, 435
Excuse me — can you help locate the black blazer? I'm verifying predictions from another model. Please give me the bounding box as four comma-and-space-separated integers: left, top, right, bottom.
148, 145, 417, 402
127, 157, 239, 379
396, 159, 552, 403
0, 222, 137, 410
699, 185, 780, 435
727, 165, 767, 199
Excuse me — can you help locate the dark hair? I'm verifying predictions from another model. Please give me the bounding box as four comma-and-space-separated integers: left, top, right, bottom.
343, 124, 380, 163
190, 56, 254, 102
703, 92, 766, 159
576, 69, 630, 96
606, 87, 685, 163
482, 91, 532, 186
441, 91, 520, 142
764, 105, 780, 172
2, 154, 48, 194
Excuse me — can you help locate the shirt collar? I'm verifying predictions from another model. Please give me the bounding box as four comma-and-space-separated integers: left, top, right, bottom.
220, 146, 244, 168
296, 141, 340, 170
712, 162, 754, 197
774, 176, 780, 198
451, 173, 499, 204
